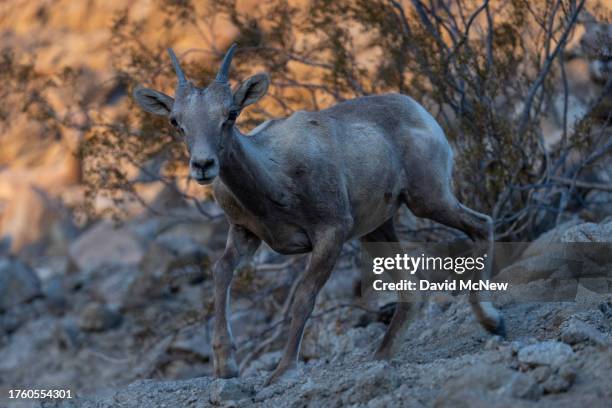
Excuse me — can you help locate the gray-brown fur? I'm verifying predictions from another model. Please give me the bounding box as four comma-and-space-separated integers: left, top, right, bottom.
134, 44, 504, 384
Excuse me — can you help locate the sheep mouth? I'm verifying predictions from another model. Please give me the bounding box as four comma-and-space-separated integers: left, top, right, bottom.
194, 175, 215, 185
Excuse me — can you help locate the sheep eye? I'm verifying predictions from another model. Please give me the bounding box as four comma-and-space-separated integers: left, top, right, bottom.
169, 118, 185, 134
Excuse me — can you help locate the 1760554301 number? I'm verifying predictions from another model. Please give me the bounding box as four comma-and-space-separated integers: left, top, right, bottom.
9, 389, 73, 399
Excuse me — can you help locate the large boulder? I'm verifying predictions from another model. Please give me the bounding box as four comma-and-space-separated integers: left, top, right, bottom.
0, 256, 41, 311
0, 317, 55, 372
520, 218, 584, 259
68, 221, 144, 274
561, 220, 612, 242
496, 220, 612, 301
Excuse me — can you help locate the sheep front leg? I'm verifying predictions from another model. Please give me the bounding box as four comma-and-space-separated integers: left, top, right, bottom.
212, 224, 260, 378
266, 228, 345, 385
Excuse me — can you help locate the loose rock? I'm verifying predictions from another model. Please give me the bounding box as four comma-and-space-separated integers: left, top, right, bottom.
541, 373, 573, 394
560, 318, 608, 346
517, 341, 574, 367
436, 364, 541, 405
209, 378, 253, 405
168, 322, 211, 362
78, 303, 122, 332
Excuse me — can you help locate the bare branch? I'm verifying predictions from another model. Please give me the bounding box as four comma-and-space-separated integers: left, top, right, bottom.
518, 0, 586, 134
550, 176, 612, 193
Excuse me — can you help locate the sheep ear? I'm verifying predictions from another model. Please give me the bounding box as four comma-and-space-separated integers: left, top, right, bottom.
232, 73, 270, 110
133, 87, 174, 116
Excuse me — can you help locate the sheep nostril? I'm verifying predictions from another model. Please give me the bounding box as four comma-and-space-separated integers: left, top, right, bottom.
191, 158, 216, 176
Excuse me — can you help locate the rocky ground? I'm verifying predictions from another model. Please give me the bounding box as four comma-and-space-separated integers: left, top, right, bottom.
54, 300, 612, 408
0, 211, 611, 408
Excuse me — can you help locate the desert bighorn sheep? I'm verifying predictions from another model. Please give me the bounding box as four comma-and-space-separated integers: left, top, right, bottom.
134, 44, 504, 384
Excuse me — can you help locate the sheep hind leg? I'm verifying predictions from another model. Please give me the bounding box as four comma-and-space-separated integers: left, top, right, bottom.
361, 218, 425, 360
405, 194, 505, 337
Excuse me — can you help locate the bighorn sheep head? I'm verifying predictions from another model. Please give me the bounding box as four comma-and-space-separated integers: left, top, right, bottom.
134, 44, 270, 184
